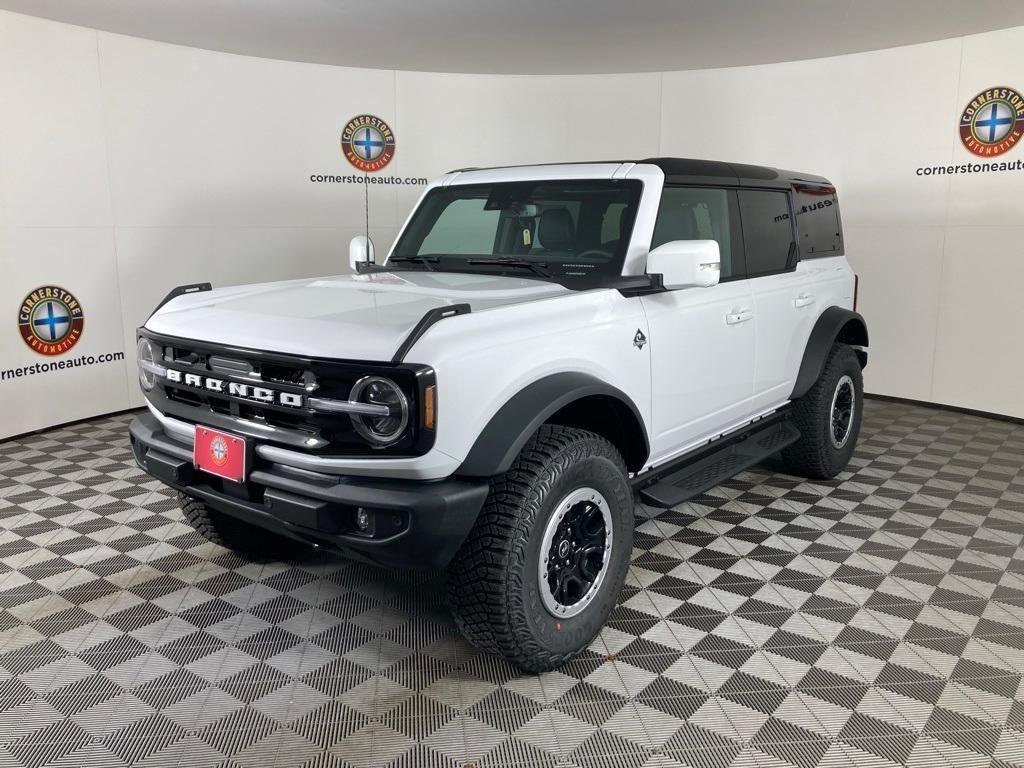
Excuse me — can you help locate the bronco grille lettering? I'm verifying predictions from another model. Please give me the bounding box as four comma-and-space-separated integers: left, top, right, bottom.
252, 387, 274, 403
163, 369, 304, 408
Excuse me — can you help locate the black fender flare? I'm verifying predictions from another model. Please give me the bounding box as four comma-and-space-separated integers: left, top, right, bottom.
791, 307, 869, 400
457, 372, 649, 477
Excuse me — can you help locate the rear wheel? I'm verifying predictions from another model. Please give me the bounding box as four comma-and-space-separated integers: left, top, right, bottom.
447, 425, 633, 672
782, 343, 863, 479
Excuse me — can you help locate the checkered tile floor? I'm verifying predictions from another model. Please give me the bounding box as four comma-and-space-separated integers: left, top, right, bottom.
2, 400, 1024, 768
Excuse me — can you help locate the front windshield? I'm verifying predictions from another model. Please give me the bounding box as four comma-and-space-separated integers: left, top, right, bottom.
390, 180, 642, 288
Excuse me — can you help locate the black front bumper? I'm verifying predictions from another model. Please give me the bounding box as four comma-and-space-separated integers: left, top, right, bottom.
129, 412, 489, 568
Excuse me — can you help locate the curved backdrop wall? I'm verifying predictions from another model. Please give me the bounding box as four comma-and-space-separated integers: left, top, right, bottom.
2, 10, 1023, 438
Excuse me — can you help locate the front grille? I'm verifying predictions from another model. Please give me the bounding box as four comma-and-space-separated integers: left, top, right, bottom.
141, 331, 434, 457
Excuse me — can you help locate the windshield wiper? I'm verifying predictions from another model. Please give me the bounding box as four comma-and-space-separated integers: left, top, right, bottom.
388, 255, 438, 271
465, 258, 550, 277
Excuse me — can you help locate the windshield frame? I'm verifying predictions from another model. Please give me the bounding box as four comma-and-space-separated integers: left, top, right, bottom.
388, 179, 644, 290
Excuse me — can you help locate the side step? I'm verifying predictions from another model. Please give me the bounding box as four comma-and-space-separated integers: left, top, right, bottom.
637, 420, 800, 508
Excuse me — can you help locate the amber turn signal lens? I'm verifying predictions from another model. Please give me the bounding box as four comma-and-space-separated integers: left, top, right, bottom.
423, 385, 436, 430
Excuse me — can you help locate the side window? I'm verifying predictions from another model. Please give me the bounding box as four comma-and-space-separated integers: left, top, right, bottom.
793, 185, 842, 256
737, 190, 795, 277
651, 187, 735, 279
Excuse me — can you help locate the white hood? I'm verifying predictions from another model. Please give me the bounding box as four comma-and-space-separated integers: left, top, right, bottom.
144, 270, 571, 360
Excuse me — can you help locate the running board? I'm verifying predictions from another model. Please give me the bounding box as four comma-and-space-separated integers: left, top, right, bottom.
637, 420, 801, 508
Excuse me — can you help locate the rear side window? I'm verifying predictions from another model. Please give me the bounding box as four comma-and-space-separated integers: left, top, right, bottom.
737, 190, 795, 277
651, 187, 736, 278
793, 185, 842, 256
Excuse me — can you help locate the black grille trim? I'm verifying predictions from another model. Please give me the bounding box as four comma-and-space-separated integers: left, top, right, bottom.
138, 329, 436, 458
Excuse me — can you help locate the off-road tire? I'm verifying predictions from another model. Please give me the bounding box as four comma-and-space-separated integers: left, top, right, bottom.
446, 425, 633, 672
177, 492, 300, 558
782, 343, 863, 479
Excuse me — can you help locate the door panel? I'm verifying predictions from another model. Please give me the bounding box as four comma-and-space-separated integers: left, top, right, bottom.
735, 188, 809, 412
749, 267, 816, 410
642, 280, 757, 463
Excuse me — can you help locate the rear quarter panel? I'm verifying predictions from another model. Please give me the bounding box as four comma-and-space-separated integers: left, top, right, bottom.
802, 255, 855, 313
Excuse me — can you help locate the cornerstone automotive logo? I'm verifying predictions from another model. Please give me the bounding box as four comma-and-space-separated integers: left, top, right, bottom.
959, 87, 1024, 157
210, 436, 229, 466
17, 286, 84, 356
341, 114, 396, 172
310, 114, 425, 186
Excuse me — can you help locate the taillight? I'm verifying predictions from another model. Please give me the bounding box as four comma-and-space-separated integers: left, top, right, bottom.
853, 274, 859, 311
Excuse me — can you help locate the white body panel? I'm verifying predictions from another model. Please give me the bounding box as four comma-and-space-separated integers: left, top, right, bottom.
409, 289, 650, 475
750, 257, 853, 412
143, 162, 857, 480
641, 279, 756, 463
749, 268, 816, 410
146, 271, 570, 360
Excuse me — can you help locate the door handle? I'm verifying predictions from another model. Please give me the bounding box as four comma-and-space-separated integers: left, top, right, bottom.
726, 309, 754, 325
793, 294, 815, 308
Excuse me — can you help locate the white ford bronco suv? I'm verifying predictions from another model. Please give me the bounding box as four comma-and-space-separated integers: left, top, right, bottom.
130, 158, 867, 671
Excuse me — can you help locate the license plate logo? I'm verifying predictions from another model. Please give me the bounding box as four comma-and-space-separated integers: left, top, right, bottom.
194, 427, 246, 482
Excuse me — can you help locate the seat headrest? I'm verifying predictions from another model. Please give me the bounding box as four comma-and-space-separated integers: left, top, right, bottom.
538, 208, 574, 251
660, 205, 699, 243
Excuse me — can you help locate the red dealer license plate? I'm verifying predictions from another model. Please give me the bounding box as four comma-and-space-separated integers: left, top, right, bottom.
194, 427, 247, 482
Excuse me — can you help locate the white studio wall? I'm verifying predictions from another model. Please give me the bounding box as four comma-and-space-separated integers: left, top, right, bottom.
2, 9, 1023, 439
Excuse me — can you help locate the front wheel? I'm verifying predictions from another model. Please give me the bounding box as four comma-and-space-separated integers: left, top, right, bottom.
446, 425, 633, 672
178, 492, 305, 559
782, 343, 864, 479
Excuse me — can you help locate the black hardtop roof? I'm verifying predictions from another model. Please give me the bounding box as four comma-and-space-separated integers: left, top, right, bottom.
642, 158, 832, 187
447, 157, 833, 189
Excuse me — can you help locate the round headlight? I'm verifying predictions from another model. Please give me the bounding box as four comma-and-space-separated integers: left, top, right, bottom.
137, 337, 159, 391
349, 376, 409, 446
